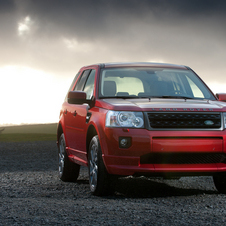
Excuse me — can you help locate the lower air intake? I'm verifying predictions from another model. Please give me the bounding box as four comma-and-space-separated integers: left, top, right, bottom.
140, 153, 226, 164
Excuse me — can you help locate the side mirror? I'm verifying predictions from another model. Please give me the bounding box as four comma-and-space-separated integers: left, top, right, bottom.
68, 91, 87, 104
216, 93, 226, 102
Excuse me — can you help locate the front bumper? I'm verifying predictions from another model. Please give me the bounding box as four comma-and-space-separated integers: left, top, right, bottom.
101, 128, 226, 176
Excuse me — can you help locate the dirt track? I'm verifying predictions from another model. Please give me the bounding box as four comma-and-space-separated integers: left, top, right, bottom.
1, 141, 226, 225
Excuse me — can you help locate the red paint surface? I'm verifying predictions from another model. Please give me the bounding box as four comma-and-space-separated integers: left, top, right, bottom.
58, 63, 226, 177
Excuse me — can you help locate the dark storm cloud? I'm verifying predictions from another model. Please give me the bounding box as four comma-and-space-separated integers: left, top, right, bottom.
16, 0, 226, 39
0, 0, 15, 12
162, 0, 226, 16
1, 0, 226, 83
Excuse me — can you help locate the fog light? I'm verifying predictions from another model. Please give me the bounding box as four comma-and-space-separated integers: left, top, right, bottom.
121, 139, 128, 146
119, 137, 131, 149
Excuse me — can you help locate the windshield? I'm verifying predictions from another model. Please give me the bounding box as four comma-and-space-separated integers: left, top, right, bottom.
99, 67, 216, 100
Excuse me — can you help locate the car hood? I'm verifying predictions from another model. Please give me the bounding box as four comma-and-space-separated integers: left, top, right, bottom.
97, 98, 226, 112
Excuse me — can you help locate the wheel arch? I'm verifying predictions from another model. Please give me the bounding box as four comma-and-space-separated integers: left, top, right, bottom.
57, 123, 63, 145
86, 124, 98, 155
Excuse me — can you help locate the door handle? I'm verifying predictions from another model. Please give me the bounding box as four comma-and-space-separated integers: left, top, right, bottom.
64, 109, 67, 114
73, 110, 77, 116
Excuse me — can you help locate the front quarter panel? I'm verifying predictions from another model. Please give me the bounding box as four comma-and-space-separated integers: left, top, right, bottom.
88, 107, 108, 150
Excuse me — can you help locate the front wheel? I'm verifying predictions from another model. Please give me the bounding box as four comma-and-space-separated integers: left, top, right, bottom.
213, 175, 226, 194
58, 133, 80, 182
88, 135, 116, 196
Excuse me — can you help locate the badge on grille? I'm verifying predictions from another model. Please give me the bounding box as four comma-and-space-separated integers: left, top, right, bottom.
204, 120, 214, 126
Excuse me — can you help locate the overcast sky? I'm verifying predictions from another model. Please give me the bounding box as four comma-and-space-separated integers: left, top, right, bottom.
0, 0, 226, 125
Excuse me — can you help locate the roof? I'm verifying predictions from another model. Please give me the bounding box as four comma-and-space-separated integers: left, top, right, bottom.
84, 62, 188, 70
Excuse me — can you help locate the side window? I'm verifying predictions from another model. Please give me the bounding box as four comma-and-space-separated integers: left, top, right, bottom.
74, 70, 91, 91
83, 70, 96, 100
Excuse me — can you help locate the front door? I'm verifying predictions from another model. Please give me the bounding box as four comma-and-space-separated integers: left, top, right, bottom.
65, 69, 96, 163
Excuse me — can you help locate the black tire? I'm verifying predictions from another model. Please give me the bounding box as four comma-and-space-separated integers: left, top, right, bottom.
88, 135, 116, 196
58, 133, 80, 182
213, 175, 226, 194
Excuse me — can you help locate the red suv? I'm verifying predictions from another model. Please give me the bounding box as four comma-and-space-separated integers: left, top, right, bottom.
57, 62, 226, 196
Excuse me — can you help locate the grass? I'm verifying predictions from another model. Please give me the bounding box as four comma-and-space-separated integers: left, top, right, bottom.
0, 123, 57, 142
0, 133, 57, 142
0, 123, 57, 134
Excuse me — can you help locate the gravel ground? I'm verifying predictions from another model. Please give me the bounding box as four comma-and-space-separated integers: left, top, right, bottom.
1, 141, 226, 225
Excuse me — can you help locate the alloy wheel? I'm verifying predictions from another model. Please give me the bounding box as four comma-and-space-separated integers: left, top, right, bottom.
89, 142, 98, 191
58, 136, 65, 177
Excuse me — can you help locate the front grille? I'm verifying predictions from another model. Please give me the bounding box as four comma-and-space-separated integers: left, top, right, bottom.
140, 153, 226, 165
147, 113, 221, 129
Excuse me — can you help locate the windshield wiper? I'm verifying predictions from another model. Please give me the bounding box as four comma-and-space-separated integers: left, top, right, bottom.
100, 95, 194, 100
151, 95, 194, 99
99, 96, 138, 99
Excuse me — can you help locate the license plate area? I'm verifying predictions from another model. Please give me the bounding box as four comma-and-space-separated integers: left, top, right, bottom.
152, 137, 223, 153
140, 137, 224, 165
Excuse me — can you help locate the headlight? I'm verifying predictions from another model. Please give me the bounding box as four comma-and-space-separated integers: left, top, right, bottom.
224, 113, 226, 128
106, 111, 144, 128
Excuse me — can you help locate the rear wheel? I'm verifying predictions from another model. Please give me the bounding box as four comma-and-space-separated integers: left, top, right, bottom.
88, 135, 116, 196
213, 175, 226, 194
58, 133, 80, 182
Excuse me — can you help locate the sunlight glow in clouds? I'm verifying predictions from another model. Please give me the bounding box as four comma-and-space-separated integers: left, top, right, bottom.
0, 66, 72, 125
62, 38, 94, 52
0, 65, 224, 126
18, 16, 32, 36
